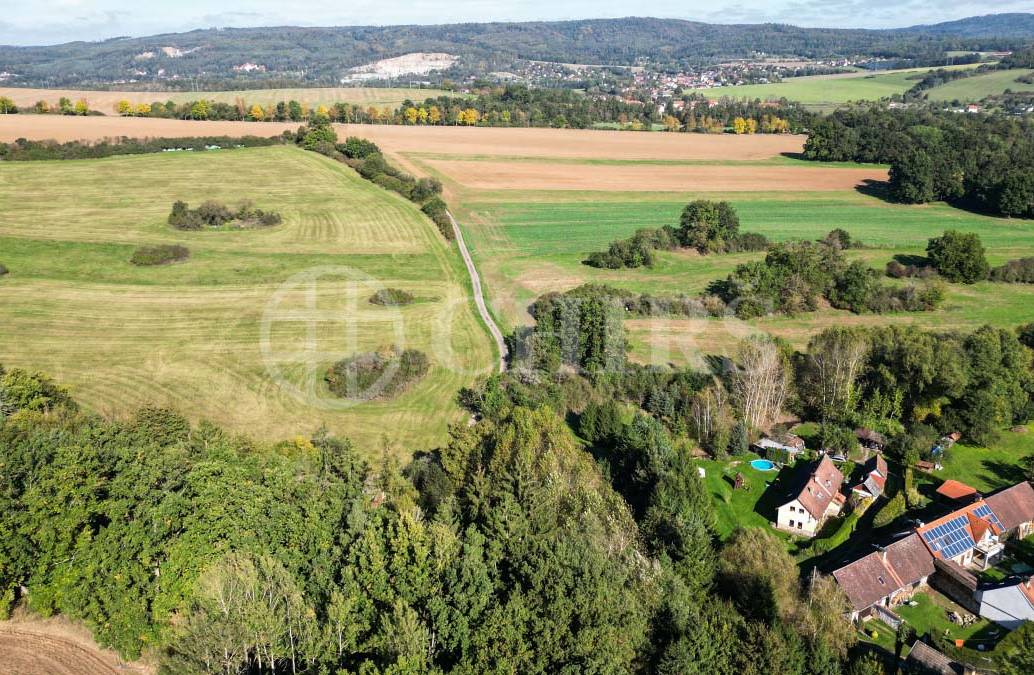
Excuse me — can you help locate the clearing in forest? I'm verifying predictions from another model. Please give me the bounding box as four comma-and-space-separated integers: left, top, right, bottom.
0, 145, 493, 451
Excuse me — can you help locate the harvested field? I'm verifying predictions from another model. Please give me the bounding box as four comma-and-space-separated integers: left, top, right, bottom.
0, 86, 455, 112
0, 614, 151, 675
0, 114, 805, 161
337, 124, 805, 160
0, 145, 494, 453
423, 159, 887, 191
0, 115, 295, 142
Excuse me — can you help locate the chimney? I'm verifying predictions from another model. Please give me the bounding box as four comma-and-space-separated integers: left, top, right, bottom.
876, 545, 888, 563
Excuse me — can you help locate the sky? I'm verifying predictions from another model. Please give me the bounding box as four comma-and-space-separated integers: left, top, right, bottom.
2, 0, 1033, 46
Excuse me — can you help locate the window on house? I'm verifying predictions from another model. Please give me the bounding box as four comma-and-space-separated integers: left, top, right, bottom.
877, 576, 885, 586
797, 522, 802, 529
789, 520, 795, 528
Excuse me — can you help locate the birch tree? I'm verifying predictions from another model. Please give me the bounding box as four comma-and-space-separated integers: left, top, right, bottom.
731, 336, 790, 432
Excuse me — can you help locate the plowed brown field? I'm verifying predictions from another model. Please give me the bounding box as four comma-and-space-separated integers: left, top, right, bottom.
424, 158, 888, 191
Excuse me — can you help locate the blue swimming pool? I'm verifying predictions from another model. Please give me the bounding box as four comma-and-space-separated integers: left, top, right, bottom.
750, 459, 776, 471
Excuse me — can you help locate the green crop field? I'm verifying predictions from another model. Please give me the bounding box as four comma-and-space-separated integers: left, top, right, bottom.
684, 65, 980, 107
409, 144, 1034, 369
0, 145, 494, 452
926, 68, 1034, 101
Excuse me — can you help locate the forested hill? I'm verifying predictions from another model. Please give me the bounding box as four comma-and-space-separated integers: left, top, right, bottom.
2, 14, 1034, 88
899, 13, 1034, 38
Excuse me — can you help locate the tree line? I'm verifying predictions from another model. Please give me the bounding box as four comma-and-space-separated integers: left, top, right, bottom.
803, 105, 1034, 218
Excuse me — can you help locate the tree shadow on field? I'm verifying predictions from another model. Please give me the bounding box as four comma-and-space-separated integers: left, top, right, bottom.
855, 178, 895, 203
780, 151, 806, 161
893, 253, 931, 267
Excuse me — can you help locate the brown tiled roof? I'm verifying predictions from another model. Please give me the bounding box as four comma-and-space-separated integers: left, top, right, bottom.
905, 640, 960, 675
831, 533, 934, 611
885, 533, 936, 586
986, 482, 1034, 532
792, 455, 844, 520
936, 479, 977, 501
832, 552, 900, 611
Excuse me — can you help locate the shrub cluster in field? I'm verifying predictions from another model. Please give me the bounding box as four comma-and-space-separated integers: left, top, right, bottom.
0, 135, 283, 161
325, 347, 429, 400
369, 288, 415, 306
168, 199, 282, 230
585, 200, 768, 269
129, 244, 190, 266
991, 257, 1034, 283
292, 122, 454, 240
0, 263, 7, 277
709, 237, 945, 318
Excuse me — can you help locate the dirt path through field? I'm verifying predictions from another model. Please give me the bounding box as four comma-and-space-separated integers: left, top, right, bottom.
0, 615, 152, 675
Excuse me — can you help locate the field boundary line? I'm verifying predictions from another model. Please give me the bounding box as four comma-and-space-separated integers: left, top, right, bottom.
448, 209, 507, 372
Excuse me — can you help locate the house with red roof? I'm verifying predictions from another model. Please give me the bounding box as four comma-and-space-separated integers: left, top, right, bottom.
775, 455, 845, 537
851, 454, 888, 501
830, 481, 1034, 622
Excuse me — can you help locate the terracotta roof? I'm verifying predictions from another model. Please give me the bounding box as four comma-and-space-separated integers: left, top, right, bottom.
905, 640, 960, 675
851, 455, 888, 498
936, 479, 977, 501
916, 499, 1003, 561
791, 455, 844, 520
985, 482, 1034, 532
831, 533, 934, 611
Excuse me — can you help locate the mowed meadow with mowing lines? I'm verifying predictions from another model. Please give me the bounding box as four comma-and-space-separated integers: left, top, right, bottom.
0, 145, 494, 452
389, 132, 1034, 369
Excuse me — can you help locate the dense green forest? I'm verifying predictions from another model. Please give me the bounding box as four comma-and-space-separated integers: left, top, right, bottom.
3, 15, 1034, 87
803, 106, 1034, 217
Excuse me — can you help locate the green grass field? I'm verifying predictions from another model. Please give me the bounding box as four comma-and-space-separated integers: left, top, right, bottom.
0, 146, 494, 452
445, 186, 1034, 359
926, 68, 1034, 102
684, 65, 980, 108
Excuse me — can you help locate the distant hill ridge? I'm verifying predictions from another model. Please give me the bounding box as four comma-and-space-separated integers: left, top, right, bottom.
2, 14, 1032, 88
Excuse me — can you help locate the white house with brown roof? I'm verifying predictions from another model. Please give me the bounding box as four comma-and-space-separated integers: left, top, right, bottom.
775, 455, 845, 537
851, 454, 888, 501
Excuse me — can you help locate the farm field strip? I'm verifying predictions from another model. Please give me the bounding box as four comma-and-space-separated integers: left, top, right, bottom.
0, 86, 456, 111
423, 158, 888, 192
0, 145, 493, 451
926, 68, 1034, 101
684, 63, 983, 106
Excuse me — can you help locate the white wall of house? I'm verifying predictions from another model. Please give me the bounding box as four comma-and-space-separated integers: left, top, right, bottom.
776, 499, 821, 536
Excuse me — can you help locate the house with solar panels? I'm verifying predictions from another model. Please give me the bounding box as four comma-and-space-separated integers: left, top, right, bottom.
830, 480, 1034, 623
915, 500, 1006, 571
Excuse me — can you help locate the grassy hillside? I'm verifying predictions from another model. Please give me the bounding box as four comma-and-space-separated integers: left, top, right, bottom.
0, 146, 493, 452
926, 68, 1034, 101
685, 65, 978, 108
